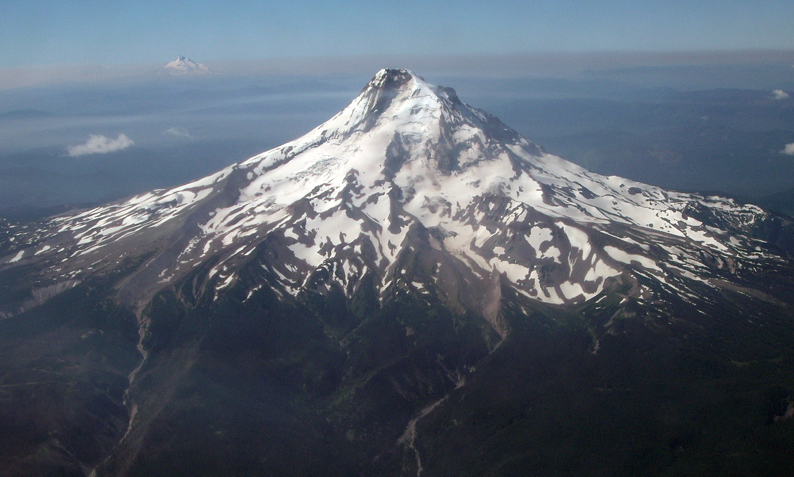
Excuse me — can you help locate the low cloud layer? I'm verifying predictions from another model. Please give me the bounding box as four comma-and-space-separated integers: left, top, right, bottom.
772, 89, 790, 100
164, 127, 193, 139
67, 134, 134, 157
782, 143, 794, 156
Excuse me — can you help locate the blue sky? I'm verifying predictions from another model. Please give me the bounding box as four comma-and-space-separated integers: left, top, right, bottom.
3, 0, 794, 68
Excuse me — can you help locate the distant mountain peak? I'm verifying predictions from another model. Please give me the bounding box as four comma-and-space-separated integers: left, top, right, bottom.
162, 56, 209, 76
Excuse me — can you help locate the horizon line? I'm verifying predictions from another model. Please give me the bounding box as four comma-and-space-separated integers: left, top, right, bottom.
1, 49, 793, 91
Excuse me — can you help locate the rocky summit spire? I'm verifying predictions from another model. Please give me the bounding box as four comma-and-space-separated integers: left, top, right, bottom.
367, 68, 418, 89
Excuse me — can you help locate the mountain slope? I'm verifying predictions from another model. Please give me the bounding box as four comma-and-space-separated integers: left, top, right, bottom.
1, 69, 793, 476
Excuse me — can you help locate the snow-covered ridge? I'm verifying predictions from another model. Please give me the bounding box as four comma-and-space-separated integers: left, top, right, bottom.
0, 69, 775, 310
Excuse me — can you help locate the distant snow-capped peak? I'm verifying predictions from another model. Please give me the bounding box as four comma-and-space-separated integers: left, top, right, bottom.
162, 56, 209, 76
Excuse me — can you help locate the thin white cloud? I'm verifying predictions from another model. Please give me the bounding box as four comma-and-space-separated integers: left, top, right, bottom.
163, 127, 193, 139
772, 89, 790, 100
781, 143, 794, 156
67, 134, 134, 157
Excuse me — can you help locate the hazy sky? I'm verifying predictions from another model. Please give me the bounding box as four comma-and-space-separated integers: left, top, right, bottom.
3, 0, 794, 68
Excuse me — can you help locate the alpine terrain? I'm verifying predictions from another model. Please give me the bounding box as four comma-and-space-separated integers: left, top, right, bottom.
1, 69, 793, 476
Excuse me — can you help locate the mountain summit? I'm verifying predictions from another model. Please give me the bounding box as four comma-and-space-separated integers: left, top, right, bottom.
1, 69, 793, 476
162, 55, 209, 76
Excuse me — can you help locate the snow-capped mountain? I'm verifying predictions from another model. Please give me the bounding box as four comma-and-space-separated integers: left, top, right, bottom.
0, 69, 783, 318
1, 69, 793, 476
162, 55, 209, 76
